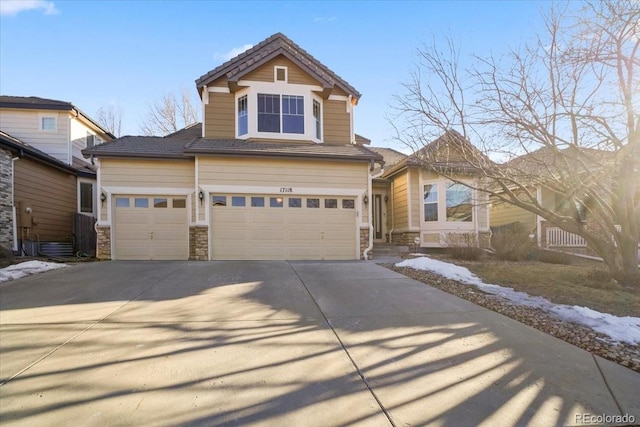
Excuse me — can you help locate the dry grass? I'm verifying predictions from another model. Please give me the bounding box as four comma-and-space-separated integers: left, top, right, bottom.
432, 254, 640, 318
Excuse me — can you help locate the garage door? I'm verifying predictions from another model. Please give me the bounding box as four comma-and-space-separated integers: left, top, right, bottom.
210, 194, 357, 260
113, 195, 188, 260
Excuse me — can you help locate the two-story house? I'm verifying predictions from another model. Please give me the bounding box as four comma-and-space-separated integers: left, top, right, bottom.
84, 33, 383, 261
0, 96, 114, 255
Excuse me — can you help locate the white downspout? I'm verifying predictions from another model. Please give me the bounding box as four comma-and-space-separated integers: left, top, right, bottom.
363, 163, 385, 260
11, 157, 19, 252
536, 186, 542, 247
388, 179, 395, 244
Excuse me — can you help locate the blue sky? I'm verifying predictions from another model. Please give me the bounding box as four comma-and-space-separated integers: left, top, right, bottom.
1, 0, 548, 149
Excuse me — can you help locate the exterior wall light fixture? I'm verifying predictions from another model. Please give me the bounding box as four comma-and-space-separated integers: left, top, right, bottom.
363, 195, 369, 204
199, 191, 204, 206
100, 192, 107, 205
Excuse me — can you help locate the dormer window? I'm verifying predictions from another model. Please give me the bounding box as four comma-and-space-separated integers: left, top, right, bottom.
275, 66, 287, 82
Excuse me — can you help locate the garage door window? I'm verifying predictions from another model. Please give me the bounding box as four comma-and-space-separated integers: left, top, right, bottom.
212, 196, 227, 206
270, 197, 284, 208
342, 199, 355, 209
325, 199, 338, 209
173, 199, 186, 208
289, 198, 302, 208
251, 197, 265, 207
135, 198, 149, 208
232, 196, 246, 207
307, 198, 320, 208
116, 197, 129, 208
154, 198, 168, 208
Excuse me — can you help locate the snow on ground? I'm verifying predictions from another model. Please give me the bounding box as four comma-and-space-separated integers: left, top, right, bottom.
396, 256, 640, 346
0, 261, 67, 284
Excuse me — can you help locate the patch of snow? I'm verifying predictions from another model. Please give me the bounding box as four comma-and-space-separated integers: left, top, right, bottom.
0, 261, 67, 283
396, 256, 640, 345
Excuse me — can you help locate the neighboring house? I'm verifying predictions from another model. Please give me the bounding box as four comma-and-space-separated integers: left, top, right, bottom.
84, 33, 383, 261
0, 97, 114, 255
489, 147, 614, 252
0, 131, 96, 255
370, 131, 491, 249
0, 96, 115, 219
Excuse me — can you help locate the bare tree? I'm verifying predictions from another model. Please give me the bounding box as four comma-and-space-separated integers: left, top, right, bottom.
140, 88, 200, 136
392, 1, 640, 286
96, 104, 123, 137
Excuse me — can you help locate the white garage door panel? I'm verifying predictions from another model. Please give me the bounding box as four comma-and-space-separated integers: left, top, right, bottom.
114, 196, 188, 260
211, 194, 357, 260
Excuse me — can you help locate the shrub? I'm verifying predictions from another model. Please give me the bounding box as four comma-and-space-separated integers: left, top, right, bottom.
447, 233, 483, 261
530, 248, 573, 265
490, 222, 536, 261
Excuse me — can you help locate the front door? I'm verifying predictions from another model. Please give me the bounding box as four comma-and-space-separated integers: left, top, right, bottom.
373, 193, 384, 242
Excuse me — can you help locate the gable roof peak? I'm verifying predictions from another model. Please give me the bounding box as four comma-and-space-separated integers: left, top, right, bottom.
195, 33, 360, 99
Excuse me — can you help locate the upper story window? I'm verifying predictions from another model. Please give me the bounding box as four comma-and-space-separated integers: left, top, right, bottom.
40, 116, 57, 131
275, 66, 287, 82
257, 94, 305, 134
313, 100, 321, 139
238, 95, 248, 136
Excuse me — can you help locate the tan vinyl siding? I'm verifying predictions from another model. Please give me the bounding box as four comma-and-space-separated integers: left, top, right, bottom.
490, 188, 537, 229
392, 171, 408, 230
199, 157, 367, 188
408, 168, 420, 227
0, 109, 70, 164
204, 92, 235, 139
490, 201, 535, 228
14, 158, 76, 241
323, 100, 350, 144
100, 159, 195, 188
209, 77, 229, 87
243, 57, 319, 86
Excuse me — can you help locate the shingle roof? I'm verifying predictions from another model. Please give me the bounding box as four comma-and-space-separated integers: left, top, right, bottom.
165, 122, 202, 140
0, 95, 73, 110
0, 130, 92, 176
368, 147, 407, 168
382, 130, 490, 177
184, 138, 382, 161
0, 95, 116, 139
83, 135, 189, 159
195, 33, 360, 98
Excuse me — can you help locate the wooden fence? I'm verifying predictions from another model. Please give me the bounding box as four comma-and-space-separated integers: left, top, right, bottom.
74, 213, 96, 257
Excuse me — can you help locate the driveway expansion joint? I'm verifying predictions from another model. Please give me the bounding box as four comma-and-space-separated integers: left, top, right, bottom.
592, 354, 624, 414
287, 261, 396, 427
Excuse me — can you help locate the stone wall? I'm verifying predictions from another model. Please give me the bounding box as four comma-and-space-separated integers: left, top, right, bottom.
359, 227, 370, 259
96, 226, 111, 260
189, 226, 208, 260
391, 231, 420, 246
0, 148, 13, 252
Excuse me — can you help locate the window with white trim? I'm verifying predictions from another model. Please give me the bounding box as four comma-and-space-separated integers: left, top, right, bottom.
40, 116, 57, 131
423, 184, 438, 222
313, 99, 321, 139
446, 183, 473, 222
79, 182, 94, 214
238, 95, 248, 136
275, 66, 287, 82
257, 93, 305, 134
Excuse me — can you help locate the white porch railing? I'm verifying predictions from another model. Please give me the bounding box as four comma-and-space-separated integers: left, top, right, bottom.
546, 227, 587, 247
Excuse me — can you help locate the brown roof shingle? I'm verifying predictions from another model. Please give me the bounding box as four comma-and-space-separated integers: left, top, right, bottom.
195, 33, 360, 99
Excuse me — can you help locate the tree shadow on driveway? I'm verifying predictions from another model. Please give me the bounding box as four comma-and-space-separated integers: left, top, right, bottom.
0, 260, 636, 426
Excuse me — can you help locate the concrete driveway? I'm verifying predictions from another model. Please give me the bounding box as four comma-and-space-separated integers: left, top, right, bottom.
1, 261, 638, 426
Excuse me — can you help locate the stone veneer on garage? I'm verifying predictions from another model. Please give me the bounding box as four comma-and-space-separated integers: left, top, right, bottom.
189, 226, 208, 261
0, 147, 14, 251
96, 226, 111, 260
359, 227, 370, 259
